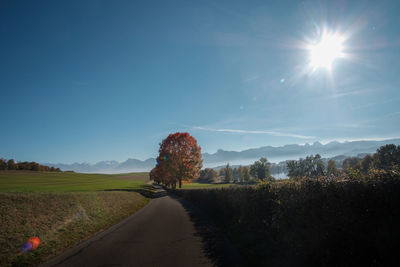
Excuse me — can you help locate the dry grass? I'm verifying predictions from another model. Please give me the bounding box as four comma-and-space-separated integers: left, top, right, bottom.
0, 191, 150, 267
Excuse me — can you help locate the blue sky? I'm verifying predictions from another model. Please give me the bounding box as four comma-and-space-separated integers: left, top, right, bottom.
1, 0, 399, 163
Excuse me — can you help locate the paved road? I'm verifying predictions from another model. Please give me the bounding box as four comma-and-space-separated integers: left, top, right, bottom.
41, 187, 211, 267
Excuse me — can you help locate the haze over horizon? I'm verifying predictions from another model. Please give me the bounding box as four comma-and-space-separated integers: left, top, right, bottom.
1, 0, 400, 164
8, 137, 400, 165
44, 138, 400, 172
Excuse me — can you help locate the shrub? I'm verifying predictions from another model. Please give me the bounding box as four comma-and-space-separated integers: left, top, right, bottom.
174, 174, 400, 266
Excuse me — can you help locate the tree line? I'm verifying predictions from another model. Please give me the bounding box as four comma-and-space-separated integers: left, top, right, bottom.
199, 157, 274, 184
151, 132, 399, 187
286, 144, 400, 180
198, 144, 400, 184
0, 158, 61, 172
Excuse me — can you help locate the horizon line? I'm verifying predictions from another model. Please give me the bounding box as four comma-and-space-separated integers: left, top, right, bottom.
27, 136, 400, 165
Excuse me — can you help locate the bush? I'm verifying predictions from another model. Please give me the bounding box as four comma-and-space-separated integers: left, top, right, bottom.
173, 175, 400, 266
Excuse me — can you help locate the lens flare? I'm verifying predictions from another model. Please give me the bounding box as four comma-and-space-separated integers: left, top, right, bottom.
21, 237, 40, 253
21, 242, 33, 253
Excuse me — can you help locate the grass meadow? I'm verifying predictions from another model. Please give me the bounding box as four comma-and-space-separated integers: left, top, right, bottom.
0, 171, 152, 266
0, 171, 150, 192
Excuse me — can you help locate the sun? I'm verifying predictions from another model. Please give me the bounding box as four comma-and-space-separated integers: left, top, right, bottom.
309, 32, 344, 70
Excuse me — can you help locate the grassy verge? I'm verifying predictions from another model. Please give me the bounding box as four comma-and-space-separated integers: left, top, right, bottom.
0, 171, 152, 266
173, 177, 400, 266
177, 182, 236, 190
1, 192, 150, 267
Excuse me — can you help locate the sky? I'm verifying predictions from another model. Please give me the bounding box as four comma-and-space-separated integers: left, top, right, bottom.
1, 0, 400, 163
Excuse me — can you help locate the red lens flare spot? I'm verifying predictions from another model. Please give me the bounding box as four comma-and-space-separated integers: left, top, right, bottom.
21, 237, 40, 252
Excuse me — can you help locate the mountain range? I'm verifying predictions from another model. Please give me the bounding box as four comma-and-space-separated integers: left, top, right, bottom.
45, 138, 400, 173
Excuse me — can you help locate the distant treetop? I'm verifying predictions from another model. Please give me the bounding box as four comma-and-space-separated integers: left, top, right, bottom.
0, 158, 61, 172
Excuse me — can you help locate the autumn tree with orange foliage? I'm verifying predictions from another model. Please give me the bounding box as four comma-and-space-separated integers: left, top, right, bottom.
150, 132, 202, 188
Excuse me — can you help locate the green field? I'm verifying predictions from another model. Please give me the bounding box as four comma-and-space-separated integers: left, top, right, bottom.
0, 170, 242, 192
0, 171, 240, 266
0, 171, 152, 266
0, 171, 150, 192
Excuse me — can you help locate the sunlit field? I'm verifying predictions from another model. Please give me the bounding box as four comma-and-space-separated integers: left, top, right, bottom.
0, 171, 149, 192
0, 171, 152, 266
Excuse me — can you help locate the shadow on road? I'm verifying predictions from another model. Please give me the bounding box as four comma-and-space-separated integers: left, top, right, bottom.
103, 185, 167, 199
169, 194, 246, 267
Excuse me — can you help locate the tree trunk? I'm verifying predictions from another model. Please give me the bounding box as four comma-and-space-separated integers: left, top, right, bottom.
179, 179, 182, 188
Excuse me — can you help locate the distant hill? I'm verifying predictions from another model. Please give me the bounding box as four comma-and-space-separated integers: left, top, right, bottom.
202, 139, 400, 166
45, 158, 156, 174
44, 138, 400, 173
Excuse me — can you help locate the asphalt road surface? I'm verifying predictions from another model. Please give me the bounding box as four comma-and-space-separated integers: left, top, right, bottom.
41, 187, 212, 267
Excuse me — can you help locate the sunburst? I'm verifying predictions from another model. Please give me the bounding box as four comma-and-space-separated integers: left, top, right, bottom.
308, 31, 345, 70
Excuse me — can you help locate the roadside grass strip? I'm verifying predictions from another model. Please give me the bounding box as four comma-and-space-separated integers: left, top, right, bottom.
0, 191, 150, 266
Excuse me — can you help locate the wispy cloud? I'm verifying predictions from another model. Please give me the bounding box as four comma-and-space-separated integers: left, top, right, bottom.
329, 89, 374, 99
243, 75, 259, 82
351, 98, 400, 110
193, 126, 316, 139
